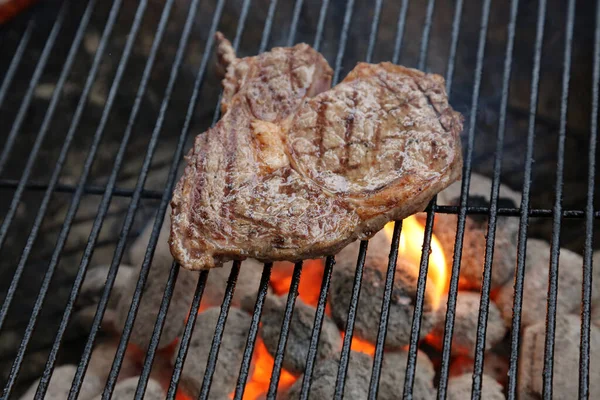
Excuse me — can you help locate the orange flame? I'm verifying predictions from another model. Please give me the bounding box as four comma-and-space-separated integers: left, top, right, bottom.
230, 337, 297, 399
384, 215, 447, 310
270, 259, 328, 312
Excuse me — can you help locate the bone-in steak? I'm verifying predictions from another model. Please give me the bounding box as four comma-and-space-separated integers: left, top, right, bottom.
170, 35, 463, 270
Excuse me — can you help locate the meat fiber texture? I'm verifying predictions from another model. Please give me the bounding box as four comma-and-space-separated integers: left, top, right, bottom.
170, 34, 463, 271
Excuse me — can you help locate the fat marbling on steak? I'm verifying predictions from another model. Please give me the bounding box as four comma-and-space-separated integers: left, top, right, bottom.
170, 34, 463, 270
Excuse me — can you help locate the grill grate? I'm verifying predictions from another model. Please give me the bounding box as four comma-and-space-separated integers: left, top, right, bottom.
1, 0, 599, 399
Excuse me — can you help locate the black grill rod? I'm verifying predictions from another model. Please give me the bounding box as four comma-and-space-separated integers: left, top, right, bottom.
0, 0, 125, 333
506, 0, 547, 398
266, 262, 303, 398
329, 2, 362, 398
0, 1, 68, 174
167, 0, 282, 394
35, 0, 178, 396
0, 0, 148, 397
401, 0, 440, 397
166, 270, 209, 399
425, 3, 464, 399
331, 0, 356, 87
0, 16, 34, 109
97, 2, 229, 398
434, 0, 491, 397
367, 220, 402, 399
0, 178, 164, 199
198, 262, 241, 400
364, 0, 383, 64
391, 0, 410, 65
233, 263, 273, 400
333, 241, 367, 400
471, 0, 519, 398
0, 0, 96, 278
134, 0, 255, 396
542, 1, 575, 398
286, 0, 304, 47
298, 256, 334, 400
579, 2, 600, 397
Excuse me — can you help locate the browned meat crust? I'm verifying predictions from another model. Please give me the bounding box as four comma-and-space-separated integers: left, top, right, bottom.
170, 35, 462, 270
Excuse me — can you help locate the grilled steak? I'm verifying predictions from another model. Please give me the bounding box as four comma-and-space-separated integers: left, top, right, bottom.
170, 35, 463, 270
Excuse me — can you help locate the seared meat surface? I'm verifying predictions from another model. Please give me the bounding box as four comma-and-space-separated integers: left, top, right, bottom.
170, 34, 463, 270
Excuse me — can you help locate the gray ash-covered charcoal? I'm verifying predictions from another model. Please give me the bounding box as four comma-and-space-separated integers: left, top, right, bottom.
448, 373, 505, 400
496, 239, 600, 328
260, 294, 341, 375
283, 351, 372, 399
19, 365, 103, 400
78, 264, 136, 311
86, 340, 139, 385
377, 350, 435, 400
91, 377, 164, 400
428, 292, 506, 357
175, 307, 251, 399
331, 230, 438, 349
449, 353, 509, 389
519, 314, 600, 399
204, 258, 265, 309
117, 206, 199, 350
437, 173, 522, 207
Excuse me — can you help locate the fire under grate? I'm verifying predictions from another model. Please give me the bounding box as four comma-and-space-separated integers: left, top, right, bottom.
1, 0, 600, 399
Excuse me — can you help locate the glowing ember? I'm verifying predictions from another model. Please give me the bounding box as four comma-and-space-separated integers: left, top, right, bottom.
341, 332, 376, 356
231, 337, 297, 399
270, 259, 325, 307
384, 215, 448, 310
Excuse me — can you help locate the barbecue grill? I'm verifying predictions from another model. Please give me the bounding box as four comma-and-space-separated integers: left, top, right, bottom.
1, 0, 599, 399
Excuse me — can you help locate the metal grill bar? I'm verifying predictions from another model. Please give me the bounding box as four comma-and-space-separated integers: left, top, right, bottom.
267, 262, 303, 397
334, 240, 367, 399
97, 0, 228, 396
368, 221, 402, 399
543, 0, 576, 398
233, 263, 272, 400
391, 0, 409, 65
579, 2, 600, 398
0, 1, 67, 174
506, 0, 547, 398
167, 270, 209, 398
34, 0, 178, 396
0, 15, 34, 108
1, 0, 150, 395
402, 0, 440, 397
299, 256, 334, 399
472, 1, 519, 398
199, 262, 241, 400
